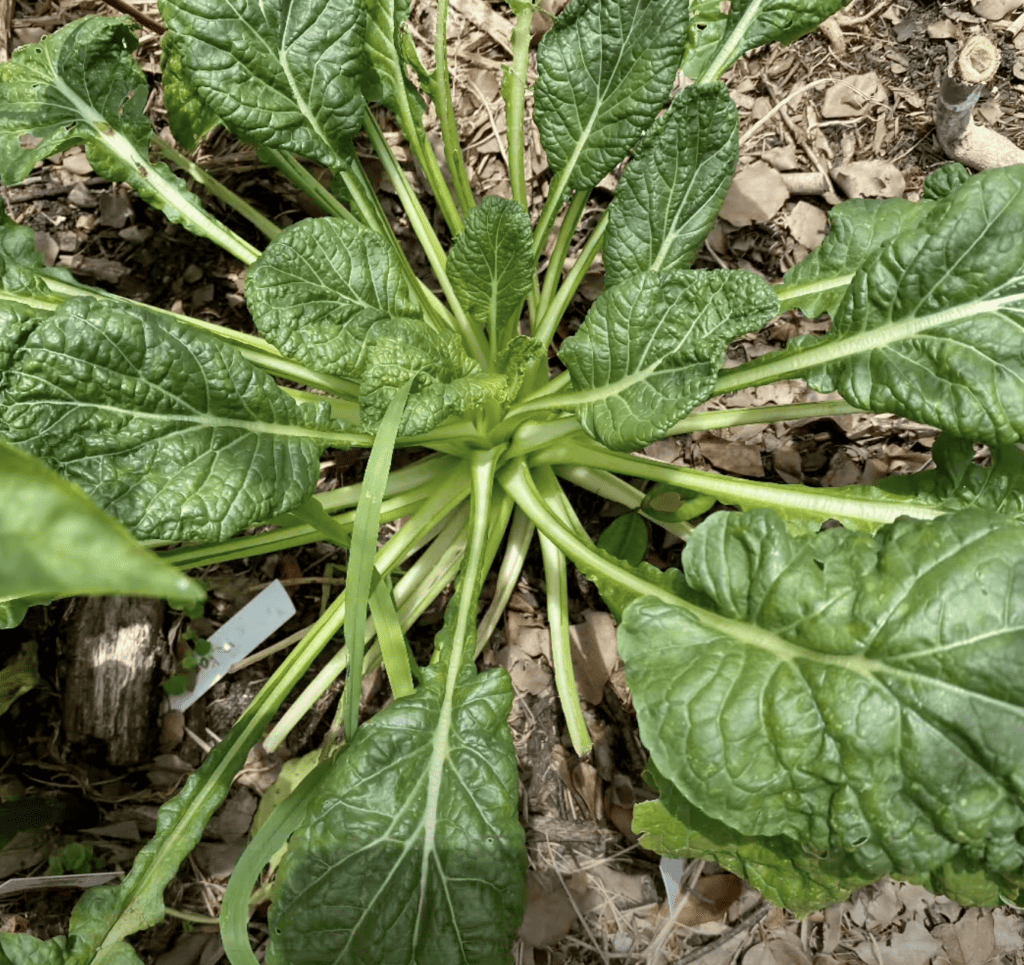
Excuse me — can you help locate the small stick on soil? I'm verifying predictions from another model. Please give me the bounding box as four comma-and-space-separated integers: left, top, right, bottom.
934, 35, 1024, 170
102, 0, 165, 34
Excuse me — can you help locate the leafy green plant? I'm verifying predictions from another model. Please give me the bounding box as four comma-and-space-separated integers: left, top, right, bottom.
0, 0, 1023, 962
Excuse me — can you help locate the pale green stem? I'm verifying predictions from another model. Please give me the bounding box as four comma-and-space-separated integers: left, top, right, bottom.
262, 148, 354, 220
506, 3, 534, 209
502, 417, 582, 460
435, 0, 476, 215
532, 210, 608, 348
531, 441, 945, 528
537, 189, 590, 321
774, 274, 853, 314
101, 126, 259, 264
475, 505, 534, 653
534, 467, 593, 755
533, 166, 575, 264
151, 135, 282, 240
363, 110, 489, 367
434, 448, 500, 669
552, 464, 693, 540
669, 400, 867, 435
698, 11, 759, 82
262, 492, 472, 753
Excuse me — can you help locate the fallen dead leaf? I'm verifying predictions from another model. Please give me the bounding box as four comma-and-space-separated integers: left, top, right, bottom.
832, 160, 906, 199
518, 869, 577, 948
569, 610, 618, 705
719, 161, 790, 226
821, 71, 886, 119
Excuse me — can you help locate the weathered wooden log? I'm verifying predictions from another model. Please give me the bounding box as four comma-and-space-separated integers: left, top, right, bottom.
62, 596, 167, 766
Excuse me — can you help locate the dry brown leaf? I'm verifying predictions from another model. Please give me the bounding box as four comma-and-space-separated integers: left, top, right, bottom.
719, 161, 790, 226
832, 160, 906, 199
821, 71, 886, 119
853, 919, 943, 965
784, 200, 828, 249
569, 610, 618, 705
930, 908, 996, 965
518, 869, 577, 947
742, 934, 812, 965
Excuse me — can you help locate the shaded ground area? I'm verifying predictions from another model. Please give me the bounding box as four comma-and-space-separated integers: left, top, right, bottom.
3, 0, 1024, 962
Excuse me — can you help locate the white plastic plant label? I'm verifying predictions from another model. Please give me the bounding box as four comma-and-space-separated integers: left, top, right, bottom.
660, 856, 684, 913
167, 580, 295, 713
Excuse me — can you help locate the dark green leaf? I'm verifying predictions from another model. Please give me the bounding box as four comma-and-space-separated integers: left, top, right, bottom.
605, 84, 738, 286
781, 196, 928, 319
822, 166, 1024, 444
160, 31, 220, 153
0, 934, 70, 965
923, 162, 971, 201
0, 298, 338, 542
560, 269, 778, 450
596, 512, 649, 567
0, 439, 204, 619
447, 196, 533, 350
697, 0, 848, 79
635, 764, 877, 916
268, 663, 526, 965
534, 0, 689, 191
875, 434, 1024, 521
158, 0, 367, 170
247, 217, 420, 380
0, 212, 76, 297
0, 17, 222, 240
619, 508, 1024, 909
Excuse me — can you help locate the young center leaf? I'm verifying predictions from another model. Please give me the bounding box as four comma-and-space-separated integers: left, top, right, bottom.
619, 508, 1024, 909
604, 83, 739, 287
0, 298, 340, 542
534, 0, 689, 192
360, 320, 542, 435
267, 663, 526, 965
447, 196, 533, 352
158, 0, 368, 171
0, 439, 205, 629
246, 217, 421, 381
559, 269, 778, 451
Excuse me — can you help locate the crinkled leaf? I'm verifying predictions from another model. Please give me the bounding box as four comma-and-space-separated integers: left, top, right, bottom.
619, 508, 1024, 908
158, 0, 367, 171
781, 197, 928, 319
268, 663, 526, 965
635, 764, 877, 916
559, 269, 778, 450
0, 213, 76, 296
697, 0, 848, 79
0, 18, 221, 241
0, 439, 204, 622
681, 0, 728, 80
0, 935, 70, 965
0, 17, 148, 184
361, 323, 542, 436
447, 196, 533, 350
247, 217, 420, 380
160, 30, 220, 153
874, 434, 1024, 521
923, 162, 971, 201
0, 298, 338, 542
818, 166, 1024, 444
605, 84, 738, 286
534, 0, 689, 192
363, 0, 423, 121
